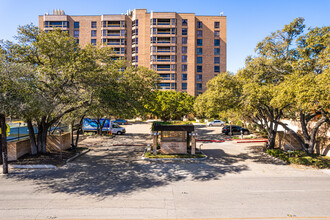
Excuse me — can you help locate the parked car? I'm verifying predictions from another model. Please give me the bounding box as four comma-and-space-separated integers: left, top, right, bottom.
111, 123, 126, 135
113, 119, 128, 125
207, 120, 225, 127
222, 125, 249, 135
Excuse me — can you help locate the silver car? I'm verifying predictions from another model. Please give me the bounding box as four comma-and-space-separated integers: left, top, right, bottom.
206, 120, 225, 126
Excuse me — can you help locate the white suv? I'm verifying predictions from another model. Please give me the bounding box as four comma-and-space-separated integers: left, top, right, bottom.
207, 120, 225, 127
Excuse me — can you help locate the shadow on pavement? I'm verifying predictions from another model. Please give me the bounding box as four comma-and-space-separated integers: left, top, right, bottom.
5, 147, 248, 199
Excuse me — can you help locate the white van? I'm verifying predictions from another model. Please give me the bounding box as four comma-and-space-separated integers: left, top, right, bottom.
111, 123, 126, 135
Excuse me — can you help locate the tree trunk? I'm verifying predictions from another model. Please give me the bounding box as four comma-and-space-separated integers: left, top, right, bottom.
36, 117, 48, 154
0, 114, 8, 174
27, 119, 37, 155
267, 129, 277, 149
74, 115, 85, 149
302, 114, 328, 154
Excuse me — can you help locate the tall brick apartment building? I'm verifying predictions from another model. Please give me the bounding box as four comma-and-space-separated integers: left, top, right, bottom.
39, 9, 226, 96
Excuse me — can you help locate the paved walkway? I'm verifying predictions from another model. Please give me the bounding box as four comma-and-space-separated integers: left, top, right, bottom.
0, 122, 329, 219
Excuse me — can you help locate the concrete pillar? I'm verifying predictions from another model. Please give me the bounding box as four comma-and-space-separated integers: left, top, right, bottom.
153, 133, 158, 155
191, 134, 196, 155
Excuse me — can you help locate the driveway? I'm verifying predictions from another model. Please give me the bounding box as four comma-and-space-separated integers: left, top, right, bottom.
0, 122, 329, 219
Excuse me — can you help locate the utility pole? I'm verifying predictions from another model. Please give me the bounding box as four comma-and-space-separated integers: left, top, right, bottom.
0, 114, 8, 174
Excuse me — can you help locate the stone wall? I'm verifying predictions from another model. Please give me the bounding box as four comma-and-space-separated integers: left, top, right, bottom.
7, 132, 72, 161
276, 131, 330, 156
47, 132, 71, 151
7, 138, 31, 161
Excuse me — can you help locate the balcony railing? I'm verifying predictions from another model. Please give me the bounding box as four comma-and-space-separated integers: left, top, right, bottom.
157, 41, 171, 44
157, 22, 170, 25
157, 68, 170, 71
157, 50, 171, 53
107, 42, 120, 45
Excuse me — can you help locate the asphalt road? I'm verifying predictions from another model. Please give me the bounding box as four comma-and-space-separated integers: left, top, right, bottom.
0, 122, 329, 220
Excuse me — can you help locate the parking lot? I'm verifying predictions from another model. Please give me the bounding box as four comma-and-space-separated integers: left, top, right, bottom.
0, 122, 329, 219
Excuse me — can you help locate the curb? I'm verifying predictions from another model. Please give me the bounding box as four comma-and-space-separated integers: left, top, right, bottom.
141, 151, 208, 161
66, 149, 91, 163
8, 164, 57, 169
196, 139, 225, 143
237, 140, 268, 143
261, 152, 288, 165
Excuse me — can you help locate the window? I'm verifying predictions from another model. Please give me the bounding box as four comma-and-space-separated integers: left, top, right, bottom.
171, 18, 176, 26
214, 66, 220, 72
136, 47, 138, 54
121, 47, 125, 54
197, 39, 203, 46
197, 83, 202, 90
91, 21, 97, 28
197, 30, 203, 38
135, 56, 138, 63
171, 55, 176, 62
74, 22, 79, 29
182, 46, 187, 54
182, 83, 187, 90
182, 19, 188, 26
91, 39, 96, 45
214, 22, 220, 28
182, 74, 187, 81
214, 48, 220, 55
182, 37, 187, 44
182, 55, 187, 62
134, 19, 139, 27
136, 37, 138, 45
214, 39, 220, 46
135, 29, 138, 36
171, 74, 175, 80
76, 39, 79, 44
197, 74, 202, 81
197, 48, 203, 55
197, 21, 203, 29
197, 65, 202, 72
121, 39, 125, 45
121, 30, 126, 36
171, 37, 176, 44
171, 28, 176, 34
214, 57, 220, 64
91, 30, 97, 37
74, 30, 79, 38
215, 31, 220, 38
197, 57, 202, 64
182, 28, 187, 35
182, 64, 187, 72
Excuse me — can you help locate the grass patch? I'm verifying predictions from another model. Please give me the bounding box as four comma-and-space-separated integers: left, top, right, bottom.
144, 151, 206, 159
267, 149, 330, 169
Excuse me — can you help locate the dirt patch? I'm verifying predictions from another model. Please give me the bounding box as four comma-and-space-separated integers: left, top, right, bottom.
8, 147, 88, 167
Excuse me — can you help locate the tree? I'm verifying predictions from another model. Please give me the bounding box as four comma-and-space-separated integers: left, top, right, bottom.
195, 18, 306, 149
1, 25, 114, 153
273, 26, 330, 153
194, 72, 241, 119
145, 91, 195, 121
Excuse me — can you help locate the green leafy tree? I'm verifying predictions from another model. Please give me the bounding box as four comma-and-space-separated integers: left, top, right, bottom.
1, 25, 110, 153
145, 91, 195, 121
273, 26, 330, 153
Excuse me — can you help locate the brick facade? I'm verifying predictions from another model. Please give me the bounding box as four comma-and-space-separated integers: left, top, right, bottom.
39, 9, 227, 96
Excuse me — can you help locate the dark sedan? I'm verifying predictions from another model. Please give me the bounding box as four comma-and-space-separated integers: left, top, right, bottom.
222, 125, 250, 135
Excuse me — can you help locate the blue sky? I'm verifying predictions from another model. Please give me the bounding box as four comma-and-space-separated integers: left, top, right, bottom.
0, 0, 329, 73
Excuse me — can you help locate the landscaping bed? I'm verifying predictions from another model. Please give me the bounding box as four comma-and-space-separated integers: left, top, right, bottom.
8, 147, 88, 167
267, 149, 330, 169
144, 151, 206, 159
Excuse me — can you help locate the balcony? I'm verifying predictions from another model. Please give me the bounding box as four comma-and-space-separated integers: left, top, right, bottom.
102, 21, 125, 29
